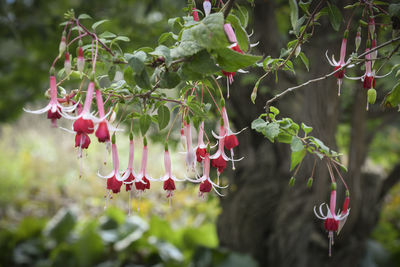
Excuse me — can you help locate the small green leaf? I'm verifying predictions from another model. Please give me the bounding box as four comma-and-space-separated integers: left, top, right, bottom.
251, 118, 267, 132
290, 136, 304, 152
78, 14, 92, 20
269, 106, 280, 116
92, 19, 109, 30
139, 114, 152, 136
134, 70, 151, 90
216, 48, 262, 72
264, 122, 280, 142
157, 106, 170, 130
114, 36, 130, 42
99, 31, 116, 39
301, 122, 313, 135
299, 52, 309, 71
159, 71, 181, 89
327, 3, 342, 31
289, 0, 299, 32
290, 149, 306, 171
128, 51, 147, 73
384, 82, 400, 109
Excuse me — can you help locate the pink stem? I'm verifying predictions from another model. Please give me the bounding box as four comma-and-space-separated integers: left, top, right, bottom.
83, 82, 95, 114
95, 89, 106, 119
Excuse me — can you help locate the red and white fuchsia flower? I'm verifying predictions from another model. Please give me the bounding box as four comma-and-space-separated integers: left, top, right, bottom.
160, 146, 184, 204
94, 89, 112, 143
122, 134, 136, 192
314, 185, 350, 257
135, 138, 152, 192
23, 75, 78, 127
187, 152, 227, 198
195, 122, 207, 163
221, 106, 244, 170
210, 124, 230, 178
326, 31, 352, 96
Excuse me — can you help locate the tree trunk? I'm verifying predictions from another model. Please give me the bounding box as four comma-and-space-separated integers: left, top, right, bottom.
217, 1, 397, 266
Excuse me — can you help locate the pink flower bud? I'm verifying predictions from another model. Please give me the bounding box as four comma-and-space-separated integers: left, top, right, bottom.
64, 52, 71, 75
203, 0, 212, 17
77, 47, 85, 73
224, 23, 237, 43
59, 36, 66, 55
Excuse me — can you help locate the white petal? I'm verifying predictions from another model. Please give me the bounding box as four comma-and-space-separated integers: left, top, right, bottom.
97, 171, 114, 179
23, 103, 51, 114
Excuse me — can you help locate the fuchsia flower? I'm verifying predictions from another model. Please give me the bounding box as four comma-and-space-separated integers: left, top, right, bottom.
314, 186, 350, 257
122, 134, 136, 192
326, 34, 352, 96
183, 121, 197, 172
221, 44, 244, 85
160, 147, 184, 202
94, 89, 111, 143
64, 52, 72, 76
210, 125, 230, 177
221, 106, 244, 170
187, 152, 227, 198
203, 0, 211, 17
195, 122, 207, 162
135, 139, 153, 192
98, 136, 126, 197
23, 75, 77, 127
77, 46, 85, 73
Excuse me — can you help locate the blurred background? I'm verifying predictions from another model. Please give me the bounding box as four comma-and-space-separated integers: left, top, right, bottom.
1, 0, 400, 266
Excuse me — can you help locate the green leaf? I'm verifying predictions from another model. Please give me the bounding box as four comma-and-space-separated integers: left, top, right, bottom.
159, 71, 181, 89
301, 122, 313, 134
384, 82, 400, 109
226, 14, 249, 52
290, 136, 304, 152
289, 0, 299, 32
327, 3, 342, 31
269, 106, 280, 116
139, 114, 152, 136
134, 70, 151, 90
216, 48, 262, 72
264, 122, 280, 142
99, 31, 116, 39
158, 32, 176, 45
114, 36, 130, 42
43, 209, 77, 243
157, 105, 170, 130
128, 51, 147, 73
251, 118, 267, 132
185, 50, 220, 75
170, 29, 202, 58
92, 19, 109, 30
299, 52, 309, 71
190, 13, 230, 50
78, 14, 92, 20
290, 149, 306, 171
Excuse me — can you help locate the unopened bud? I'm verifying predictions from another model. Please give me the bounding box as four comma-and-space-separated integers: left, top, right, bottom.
369, 17, 375, 37
64, 52, 72, 75
355, 27, 361, 52
59, 34, 66, 56
307, 177, 313, 188
203, 0, 212, 17
77, 47, 85, 73
289, 176, 296, 187
295, 45, 301, 57
368, 88, 377, 104
224, 23, 237, 43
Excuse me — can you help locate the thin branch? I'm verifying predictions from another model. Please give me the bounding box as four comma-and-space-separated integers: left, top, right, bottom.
265, 35, 400, 109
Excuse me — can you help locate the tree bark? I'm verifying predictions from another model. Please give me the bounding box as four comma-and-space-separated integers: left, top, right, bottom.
217, 1, 398, 266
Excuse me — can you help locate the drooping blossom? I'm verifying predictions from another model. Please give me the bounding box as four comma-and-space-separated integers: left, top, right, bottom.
346, 48, 391, 109
135, 138, 152, 192
221, 106, 244, 170
314, 186, 350, 257
160, 145, 184, 205
326, 32, 351, 96
98, 135, 126, 209
203, 0, 211, 17
23, 75, 77, 127
187, 152, 228, 198
210, 124, 230, 179
183, 121, 197, 172
195, 122, 207, 162
64, 52, 72, 76
77, 46, 85, 73
94, 89, 113, 143
221, 44, 247, 98
122, 135, 136, 191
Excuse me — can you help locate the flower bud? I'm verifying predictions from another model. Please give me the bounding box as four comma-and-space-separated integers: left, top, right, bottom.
59, 33, 66, 56
368, 88, 377, 105
224, 23, 237, 43
77, 47, 85, 73
203, 0, 211, 17
289, 176, 296, 187
355, 27, 361, 52
368, 17, 375, 37
295, 45, 301, 57
307, 177, 313, 188
64, 52, 72, 75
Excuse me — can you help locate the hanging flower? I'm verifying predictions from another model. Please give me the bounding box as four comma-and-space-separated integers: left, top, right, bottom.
183, 120, 197, 172
195, 122, 207, 162
187, 152, 227, 198
313, 185, 350, 257
74, 132, 91, 149
325, 31, 351, 96
94, 89, 112, 143
135, 138, 153, 192
23, 75, 78, 127
160, 145, 184, 203
210, 124, 230, 178
203, 0, 212, 17
98, 135, 126, 198
122, 133, 136, 192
